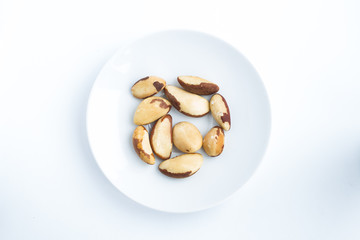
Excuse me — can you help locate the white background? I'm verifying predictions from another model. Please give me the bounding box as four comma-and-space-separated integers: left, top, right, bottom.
1, 0, 360, 239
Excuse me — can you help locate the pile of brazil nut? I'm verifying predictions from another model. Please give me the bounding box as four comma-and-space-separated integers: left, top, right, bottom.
132, 76, 231, 178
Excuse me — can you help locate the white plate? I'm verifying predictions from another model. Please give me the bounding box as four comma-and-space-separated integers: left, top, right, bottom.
87, 30, 271, 213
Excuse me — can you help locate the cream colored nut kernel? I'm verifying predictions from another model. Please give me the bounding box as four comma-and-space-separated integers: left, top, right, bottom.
131, 76, 166, 99
133, 97, 171, 125
164, 86, 209, 117
132, 126, 155, 165
210, 94, 231, 131
203, 126, 225, 157
158, 153, 203, 178
173, 122, 202, 153
177, 76, 219, 95
150, 115, 173, 160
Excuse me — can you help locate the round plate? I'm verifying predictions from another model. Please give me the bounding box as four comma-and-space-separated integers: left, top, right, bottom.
87, 30, 271, 213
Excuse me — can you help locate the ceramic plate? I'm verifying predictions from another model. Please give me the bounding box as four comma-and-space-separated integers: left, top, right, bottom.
87, 30, 271, 213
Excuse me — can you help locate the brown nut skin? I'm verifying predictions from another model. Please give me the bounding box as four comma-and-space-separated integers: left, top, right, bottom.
173, 122, 202, 153
150, 115, 173, 160
164, 86, 209, 117
158, 153, 203, 178
177, 76, 219, 95
210, 94, 231, 131
203, 126, 225, 157
132, 126, 155, 165
131, 76, 166, 99
133, 97, 171, 125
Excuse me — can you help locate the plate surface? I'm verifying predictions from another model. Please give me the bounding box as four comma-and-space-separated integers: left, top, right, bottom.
87, 30, 271, 213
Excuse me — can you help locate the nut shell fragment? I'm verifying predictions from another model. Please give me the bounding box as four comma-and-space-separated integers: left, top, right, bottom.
131, 76, 166, 99
164, 86, 209, 117
210, 94, 231, 131
150, 115, 173, 160
158, 153, 203, 178
177, 76, 219, 95
133, 97, 171, 125
132, 126, 155, 165
173, 122, 202, 153
203, 126, 225, 157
